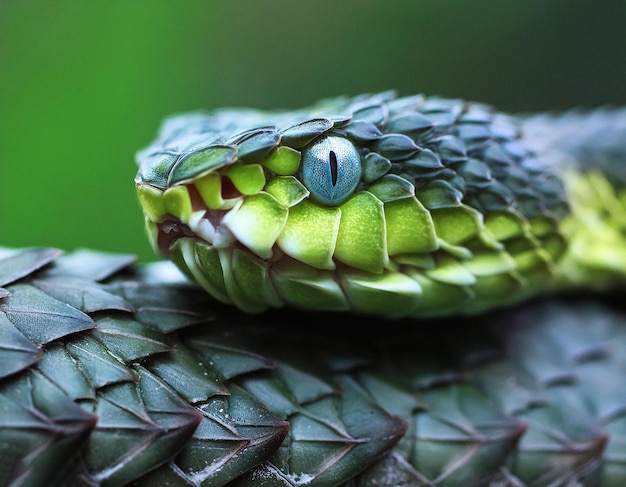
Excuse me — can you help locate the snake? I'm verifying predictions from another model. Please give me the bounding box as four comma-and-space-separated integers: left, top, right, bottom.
3, 91, 626, 486
134, 91, 626, 318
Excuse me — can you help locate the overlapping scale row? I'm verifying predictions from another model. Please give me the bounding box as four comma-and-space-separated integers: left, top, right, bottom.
162, 204, 565, 317
135, 91, 579, 317
0, 248, 404, 486
196, 298, 626, 487
1, 247, 626, 485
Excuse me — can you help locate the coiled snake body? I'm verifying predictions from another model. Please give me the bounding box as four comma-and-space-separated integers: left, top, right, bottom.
135, 91, 626, 317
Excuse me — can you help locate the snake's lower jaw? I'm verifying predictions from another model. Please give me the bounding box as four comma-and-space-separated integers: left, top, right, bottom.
140, 183, 567, 318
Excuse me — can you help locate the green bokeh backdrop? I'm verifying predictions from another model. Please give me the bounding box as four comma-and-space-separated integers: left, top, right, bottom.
2, 1, 625, 261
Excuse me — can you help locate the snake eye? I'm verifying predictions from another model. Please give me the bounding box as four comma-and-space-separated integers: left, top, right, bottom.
301, 136, 362, 206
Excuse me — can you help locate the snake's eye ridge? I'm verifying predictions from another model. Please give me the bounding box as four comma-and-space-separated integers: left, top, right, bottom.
301, 136, 362, 206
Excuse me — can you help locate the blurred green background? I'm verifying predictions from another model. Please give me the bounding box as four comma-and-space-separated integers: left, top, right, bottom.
2, 0, 625, 261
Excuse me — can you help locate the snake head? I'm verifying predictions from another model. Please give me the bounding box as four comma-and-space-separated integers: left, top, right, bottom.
135, 91, 569, 316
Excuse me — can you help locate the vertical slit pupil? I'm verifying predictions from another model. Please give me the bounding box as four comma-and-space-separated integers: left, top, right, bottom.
329, 151, 338, 186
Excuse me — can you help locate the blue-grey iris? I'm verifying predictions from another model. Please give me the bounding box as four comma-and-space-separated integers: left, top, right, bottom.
301, 136, 362, 206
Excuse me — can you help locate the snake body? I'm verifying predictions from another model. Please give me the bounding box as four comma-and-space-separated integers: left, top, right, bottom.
135, 91, 626, 317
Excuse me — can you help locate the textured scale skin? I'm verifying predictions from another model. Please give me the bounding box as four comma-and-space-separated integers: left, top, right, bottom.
1, 247, 626, 486
3, 93, 626, 487
135, 92, 626, 318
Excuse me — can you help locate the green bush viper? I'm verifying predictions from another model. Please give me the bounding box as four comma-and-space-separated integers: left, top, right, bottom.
2, 91, 625, 486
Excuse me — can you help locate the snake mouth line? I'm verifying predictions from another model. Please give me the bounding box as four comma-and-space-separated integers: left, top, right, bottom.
155, 180, 241, 256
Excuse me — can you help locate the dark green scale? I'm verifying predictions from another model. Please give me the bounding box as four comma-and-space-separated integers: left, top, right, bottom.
2, 247, 626, 485
135, 91, 626, 318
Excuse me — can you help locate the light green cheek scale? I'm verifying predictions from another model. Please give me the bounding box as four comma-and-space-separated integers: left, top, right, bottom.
135, 92, 626, 317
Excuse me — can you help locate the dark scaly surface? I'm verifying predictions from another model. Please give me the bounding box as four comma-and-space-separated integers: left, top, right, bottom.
0, 248, 404, 487
523, 107, 626, 188
1, 247, 625, 486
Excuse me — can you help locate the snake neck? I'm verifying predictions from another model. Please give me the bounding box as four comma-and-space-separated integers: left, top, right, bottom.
556, 169, 626, 290
522, 108, 626, 290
